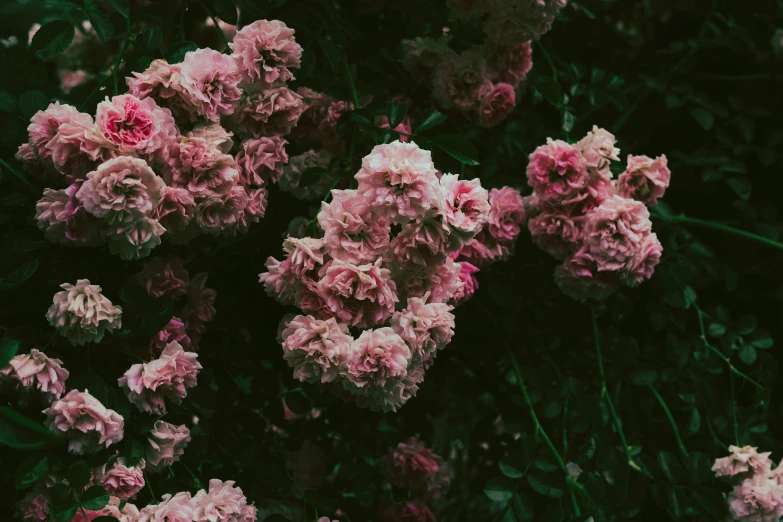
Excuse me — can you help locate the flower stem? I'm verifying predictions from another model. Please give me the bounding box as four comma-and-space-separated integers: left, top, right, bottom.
505, 346, 581, 516
143, 468, 157, 503
649, 385, 690, 460
667, 214, 783, 251
730, 372, 741, 446
196, 0, 231, 51
0, 157, 36, 192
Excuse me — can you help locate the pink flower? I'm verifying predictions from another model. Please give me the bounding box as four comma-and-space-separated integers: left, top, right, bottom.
352, 361, 425, 413
439, 174, 490, 233
391, 297, 455, 364
76, 156, 165, 225
196, 186, 250, 234
577, 125, 620, 175
281, 315, 353, 383
0, 348, 69, 403
288, 441, 328, 490
625, 233, 662, 286
554, 250, 623, 302
485, 40, 533, 86
279, 149, 338, 201
146, 421, 191, 471
479, 82, 517, 128
616, 154, 671, 206
100, 459, 145, 500
582, 195, 652, 273
46, 279, 122, 346
151, 186, 196, 233
230, 19, 302, 87
527, 139, 589, 202
188, 123, 235, 153
151, 316, 193, 356
166, 136, 239, 198
119, 341, 202, 414
318, 189, 391, 264
139, 491, 195, 521
343, 327, 411, 389
528, 208, 582, 260
378, 502, 436, 522
259, 257, 297, 305
713, 445, 774, 479
192, 479, 252, 522
47, 112, 109, 180
729, 473, 783, 522
43, 390, 124, 454
27, 102, 85, 162
107, 217, 166, 261
401, 37, 458, 86
379, 437, 453, 499
404, 257, 464, 304
237, 87, 304, 137
283, 237, 326, 279
487, 187, 526, 242
135, 255, 191, 298
452, 261, 480, 303
378, 115, 413, 143
316, 258, 399, 328
180, 48, 242, 122
293, 88, 355, 153
451, 233, 502, 265
236, 136, 288, 186
388, 212, 454, 266
95, 94, 178, 155
15, 492, 49, 521
182, 271, 218, 331
356, 141, 440, 222
240, 187, 268, 230
432, 51, 493, 110
484, 0, 567, 45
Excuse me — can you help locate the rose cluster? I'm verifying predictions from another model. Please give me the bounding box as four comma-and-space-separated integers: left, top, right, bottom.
20, 19, 305, 259
401, 1, 568, 128
713, 445, 783, 521
260, 140, 526, 411
523, 125, 670, 301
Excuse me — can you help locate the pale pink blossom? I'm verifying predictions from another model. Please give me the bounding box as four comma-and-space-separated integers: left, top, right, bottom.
139, 491, 195, 521
230, 19, 303, 87
15, 143, 48, 179
236, 87, 304, 137
14, 492, 49, 521
151, 316, 193, 356
318, 189, 391, 264
616, 154, 671, 206
582, 195, 652, 272
527, 138, 589, 202
0, 349, 69, 402
192, 479, 253, 522
76, 156, 165, 225
485, 40, 533, 86
150, 186, 196, 233
625, 233, 662, 286
401, 37, 458, 86
95, 94, 178, 155
281, 315, 353, 383
378, 502, 436, 522
188, 123, 235, 153
259, 257, 297, 305
127, 59, 193, 122
47, 112, 109, 180
43, 389, 124, 454
135, 255, 191, 298
713, 445, 774, 479
146, 421, 191, 471
100, 459, 145, 500
432, 51, 493, 110
391, 296, 455, 364
380, 437, 453, 499
479, 82, 517, 127
165, 136, 239, 198
45, 279, 122, 346
487, 186, 526, 242
387, 212, 454, 266
355, 141, 440, 222
343, 327, 411, 389
452, 261, 480, 303
236, 136, 288, 186
108, 217, 166, 260
577, 125, 620, 175
439, 173, 490, 233
528, 208, 582, 260
180, 48, 242, 122
283, 237, 326, 279
729, 473, 783, 522
27, 102, 85, 162
196, 186, 249, 234
239, 187, 268, 230
316, 258, 399, 328
451, 233, 502, 265
404, 257, 464, 304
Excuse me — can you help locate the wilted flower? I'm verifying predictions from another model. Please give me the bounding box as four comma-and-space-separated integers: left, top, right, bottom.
146, 421, 191, 471
45, 279, 122, 346
0, 348, 69, 403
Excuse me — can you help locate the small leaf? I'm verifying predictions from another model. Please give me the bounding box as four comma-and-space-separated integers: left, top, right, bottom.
685, 408, 701, 436
736, 314, 757, 335
749, 330, 773, 349
0, 90, 16, 113
739, 344, 757, 365
484, 476, 515, 501
0, 406, 64, 450
412, 108, 447, 134
15, 453, 49, 490
31, 20, 75, 60
0, 338, 20, 368
689, 107, 714, 130
657, 451, 684, 483
726, 177, 752, 200
499, 455, 527, 479
707, 323, 726, 337
141, 28, 163, 51
166, 41, 199, 64
0, 258, 39, 290
350, 109, 373, 126
628, 367, 658, 386
51, 483, 78, 522
105, 0, 130, 17
81, 485, 110, 510
68, 461, 92, 490
429, 134, 480, 166
526, 473, 564, 499
388, 102, 409, 128
125, 438, 145, 466
87, 9, 114, 42
18, 91, 49, 119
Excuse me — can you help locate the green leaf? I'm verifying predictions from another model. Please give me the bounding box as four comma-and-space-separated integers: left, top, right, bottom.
429, 134, 480, 166
18, 91, 49, 119
685, 408, 701, 436
628, 367, 658, 386
0, 406, 65, 450
0, 258, 39, 290
0, 90, 16, 113
52, 483, 78, 522
0, 338, 19, 368
667, 487, 682, 517
81, 485, 110, 510
750, 330, 773, 349
105, 0, 130, 17
87, 9, 114, 42
534, 77, 563, 106
739, 344, 757, 365
141, 28, 163, 51
499, 455, 527, 479
214, 0, 238, 24
484, 476, 515, 501
736, 314, 757, 335
413, 108, 447, 134
350, 109, 373, 126
657, 451, 684, 483
68, 461, 92, 490
166, 41, 199, 64
15, 453, 49, 490
125, 437, 145, 466
315, 35, 341, 70
31, 21, 75, 60
526, 473, 564, 499
299, 49, 316, 78
388, 102, 409, 128
689, 107, 714, 130
726, 177, 752, 200
707, 322, 725, 337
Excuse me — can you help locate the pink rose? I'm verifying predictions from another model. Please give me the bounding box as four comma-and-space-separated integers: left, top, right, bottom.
485, 40, 533, 86
729, 473, 783, 522
0, 348, 69, 403
379, 437, 453, 499
100, 459, 145, 500
15, 492, 49, 521
150, 186, 196, 234
45, 279, 122, 346
259, 256, 297, 305
95, 94, 178, 155
432, 51, 493, 110
388, 212, 454, 266
616, 154, 671, 206
582, 195, 652, 273
180, 48, 242, 122
528, 207, 582, 260
527, 139, 589, 203
229, 19, 303, 87
479, 82, 516, 128
342, 327, 411, 389
43, 390, 124, 454
404, 257, 464, 304
196, 186, 249, 235
236, 87, 305, 137
151, 316, 193, 356
134, 255, 191, 298
27, 102, 85, 163
439, 173, 490, 233
236, 136, 288, 186
487, 186, 526, 242
451, 261, 480, 304
318, 189, 391, 264
192, 479, 254, 522
146, 421, 191, 471
127, 59, 193, 122
390, 297, 455, 364
165, 136, 239, 198
577, 125, 620, 175
281, 315, 353, 383
107, 217, 166, 260
713, 445, 774, 479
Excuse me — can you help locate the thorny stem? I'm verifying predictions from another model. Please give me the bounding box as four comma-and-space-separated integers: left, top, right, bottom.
0, 157, 36, 191
649, 385, 690, 460
505, 346, 582, 517
694, 306, 764, 389
666, 214, 783, 252
196, 0, 231, 50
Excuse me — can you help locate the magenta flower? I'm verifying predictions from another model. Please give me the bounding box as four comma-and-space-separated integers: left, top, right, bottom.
439, 173, 490, 234
527, 138, 589, 203
478, 82, 517, 128
151, 316, 193, 356
95, 94, 178, 155
487, 186, 526, 242
582, 195, 653, 273
15, 492, 49, 522
379, 437, 453, 499
99, 459, 145, 500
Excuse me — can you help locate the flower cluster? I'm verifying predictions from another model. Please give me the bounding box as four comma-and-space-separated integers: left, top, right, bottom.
44, 389, 125, 454
261, 140, 524, 411
524, 126, 670, 301
713, 445, 783, 522
0, 349, 69, 404
379, 437, 453, 502
402, 1, 567, 127
45, 279, 122, 346
20, 19, 305, 259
